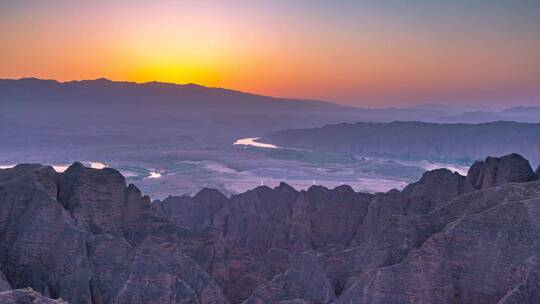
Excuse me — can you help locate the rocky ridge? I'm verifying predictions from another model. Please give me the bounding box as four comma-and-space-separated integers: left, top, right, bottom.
0, 154, 538, 303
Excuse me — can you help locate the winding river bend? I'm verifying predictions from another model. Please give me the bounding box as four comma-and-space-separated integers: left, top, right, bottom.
233, 137, 279, 149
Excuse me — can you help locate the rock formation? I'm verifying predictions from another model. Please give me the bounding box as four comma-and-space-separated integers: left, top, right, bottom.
0, 164, 227, 304
0, 154, 539, 303
0, 288, 68, 303
466, 153, 537, 189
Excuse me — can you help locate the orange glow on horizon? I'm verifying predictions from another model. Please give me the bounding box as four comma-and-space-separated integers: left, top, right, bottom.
1, 1, 539, 106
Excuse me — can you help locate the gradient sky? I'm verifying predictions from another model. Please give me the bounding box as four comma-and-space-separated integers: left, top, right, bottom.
1, 0, 539, 107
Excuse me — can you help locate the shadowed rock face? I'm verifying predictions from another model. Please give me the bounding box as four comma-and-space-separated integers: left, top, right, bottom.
0, 164, 228, 304
1, 153, 540, 304
336, 181, 540, 304
0, 268, 11, 291
0, 288, 68, 303
466, 153, 537, 189
243, 253, 335, 304
154, 183, 373, 303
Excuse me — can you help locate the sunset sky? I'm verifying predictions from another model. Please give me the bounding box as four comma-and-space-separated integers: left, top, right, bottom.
1, 0, 539, 107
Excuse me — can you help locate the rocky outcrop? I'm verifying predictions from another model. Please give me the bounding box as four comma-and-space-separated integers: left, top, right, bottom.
154, 182, 372, 303
467, 153, 536, 189
152, 188, 229, 230
336, 180, 540, 304
497, 262, 540, 304
402, 168, 473, 211
1, 153, 540, 304
0, 288, 67, 303
0, 268, 11, 291
0, 164, 228, 304
243, 253, 335, 304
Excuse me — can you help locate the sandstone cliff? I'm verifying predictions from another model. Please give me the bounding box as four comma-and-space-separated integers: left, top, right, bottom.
0, 154, 539, 303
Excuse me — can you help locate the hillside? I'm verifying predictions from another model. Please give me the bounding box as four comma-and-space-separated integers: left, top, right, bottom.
0, 153, 539, 303
3, 78, 539, 145
264, 121, 540, 164
0, 78, 359, 150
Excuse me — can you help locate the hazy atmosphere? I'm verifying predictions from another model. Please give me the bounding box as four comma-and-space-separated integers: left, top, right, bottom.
2, 1, 540, 304
2, 0, 539, 106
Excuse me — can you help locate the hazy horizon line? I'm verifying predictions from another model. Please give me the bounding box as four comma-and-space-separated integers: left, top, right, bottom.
3, 76, 523, 111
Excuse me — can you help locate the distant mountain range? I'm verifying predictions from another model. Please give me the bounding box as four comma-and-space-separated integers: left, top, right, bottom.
0, 77, 352, 136
264, 121, 540, 164
0, 78, 363, 154
502, 105, 540, 115
0, 77, 346, 111
2, 77, 540, 160
2, 78, 539, 132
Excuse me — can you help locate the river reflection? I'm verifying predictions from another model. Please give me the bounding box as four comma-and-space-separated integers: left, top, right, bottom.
233, 137, 279, 149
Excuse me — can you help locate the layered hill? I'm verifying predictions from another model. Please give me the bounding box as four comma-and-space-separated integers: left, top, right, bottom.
3, 78, 540, 150
0, 153, 539, 303
264, 121, 540, 164
0, 78, 359, 152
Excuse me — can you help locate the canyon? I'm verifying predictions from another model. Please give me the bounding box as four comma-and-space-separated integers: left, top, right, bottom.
0, 153, 539, 303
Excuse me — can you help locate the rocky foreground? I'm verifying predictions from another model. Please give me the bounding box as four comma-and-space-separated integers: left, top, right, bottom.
0, 154, 539, 303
